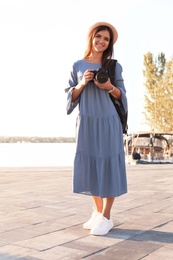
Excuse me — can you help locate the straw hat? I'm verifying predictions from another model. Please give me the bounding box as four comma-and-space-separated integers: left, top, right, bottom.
87, 22, 118, 44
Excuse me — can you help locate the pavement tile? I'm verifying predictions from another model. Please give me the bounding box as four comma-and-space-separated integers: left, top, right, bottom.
61, 233, 121, 255
0, 227, 40, 247
14, 226, 88, 251
0, 221, 29, 234
142, 246, 173, 260
0, 245, 37, 258
58, 214, 86, 226
106, 227, 147, 240
138, 213, 172, 227
83, 240, 161, 260
29, 246, 87, 260
153, 220, 173, 232
22, 221, 69, 234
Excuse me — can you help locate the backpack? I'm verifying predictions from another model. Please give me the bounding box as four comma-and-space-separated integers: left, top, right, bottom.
108, 59, 128, 134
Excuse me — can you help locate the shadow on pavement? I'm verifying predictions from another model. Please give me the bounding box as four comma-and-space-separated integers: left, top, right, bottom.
107, 227, 173, 244
0, 254, 39, 260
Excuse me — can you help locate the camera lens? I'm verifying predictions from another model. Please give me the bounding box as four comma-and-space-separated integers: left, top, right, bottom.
96, 70, 108, 84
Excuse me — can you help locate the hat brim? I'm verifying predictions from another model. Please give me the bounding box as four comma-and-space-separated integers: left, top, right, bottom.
87, 22, 118, 44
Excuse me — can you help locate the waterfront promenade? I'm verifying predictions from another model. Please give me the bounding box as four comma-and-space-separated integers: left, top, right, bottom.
0, 164, 172, 259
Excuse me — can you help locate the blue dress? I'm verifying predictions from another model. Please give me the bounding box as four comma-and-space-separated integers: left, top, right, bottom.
66, 60, 128, 198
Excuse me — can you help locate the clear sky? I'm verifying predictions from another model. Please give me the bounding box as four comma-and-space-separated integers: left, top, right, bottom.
0, 0, 173, 137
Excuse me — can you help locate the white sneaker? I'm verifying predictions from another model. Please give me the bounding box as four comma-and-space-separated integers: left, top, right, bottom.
90, 215, 113, 235
83, 210, 101, 230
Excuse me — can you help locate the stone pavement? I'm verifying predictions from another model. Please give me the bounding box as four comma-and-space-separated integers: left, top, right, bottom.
0, 164, 173, 260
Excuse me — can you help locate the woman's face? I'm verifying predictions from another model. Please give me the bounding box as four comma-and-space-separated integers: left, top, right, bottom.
92, 29, 110, 53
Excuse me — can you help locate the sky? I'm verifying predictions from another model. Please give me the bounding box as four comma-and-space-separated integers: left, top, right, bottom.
0, 0, 173, 137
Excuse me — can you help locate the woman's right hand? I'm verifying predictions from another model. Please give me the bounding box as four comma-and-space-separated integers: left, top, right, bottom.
81, 69, 94, 86
72, 69, 94, 102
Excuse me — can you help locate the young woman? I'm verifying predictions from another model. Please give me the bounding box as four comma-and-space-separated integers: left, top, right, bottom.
66, 22, 128, 236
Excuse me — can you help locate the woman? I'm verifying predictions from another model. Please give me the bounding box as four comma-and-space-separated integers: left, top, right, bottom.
66, 22, 128, 236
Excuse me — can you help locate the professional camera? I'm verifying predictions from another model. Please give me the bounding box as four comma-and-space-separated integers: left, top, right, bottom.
93, 68, 108, 84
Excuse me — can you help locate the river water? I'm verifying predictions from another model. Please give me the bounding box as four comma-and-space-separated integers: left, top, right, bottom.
0, 143, 76, 167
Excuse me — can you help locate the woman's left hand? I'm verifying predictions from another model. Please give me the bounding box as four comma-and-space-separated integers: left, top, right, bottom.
94, 77, 112, 90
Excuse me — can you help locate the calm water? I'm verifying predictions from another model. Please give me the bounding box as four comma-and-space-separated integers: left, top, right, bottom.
0, 143, 76, 167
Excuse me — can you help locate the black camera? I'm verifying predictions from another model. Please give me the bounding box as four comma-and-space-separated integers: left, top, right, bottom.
93, 68, 108, 84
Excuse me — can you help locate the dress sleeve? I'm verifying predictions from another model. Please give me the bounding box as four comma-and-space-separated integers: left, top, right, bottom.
65, 63, 80, 115
114, 62, 128, 114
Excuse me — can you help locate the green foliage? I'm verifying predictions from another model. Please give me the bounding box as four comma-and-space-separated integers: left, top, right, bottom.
143, 52, 173, 131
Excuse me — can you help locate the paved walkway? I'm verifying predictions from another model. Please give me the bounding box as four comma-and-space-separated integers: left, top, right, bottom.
0, 164, 173, 260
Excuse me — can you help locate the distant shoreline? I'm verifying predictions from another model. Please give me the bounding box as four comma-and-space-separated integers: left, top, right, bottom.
0, 136, 76, 143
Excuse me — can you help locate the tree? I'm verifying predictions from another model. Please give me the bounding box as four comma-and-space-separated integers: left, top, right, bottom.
143, 52, 173, 131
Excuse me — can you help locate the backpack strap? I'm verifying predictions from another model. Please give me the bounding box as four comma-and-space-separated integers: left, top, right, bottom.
107, 59, 128, 134
107, 59, 117, 105
108, 59, 117, 85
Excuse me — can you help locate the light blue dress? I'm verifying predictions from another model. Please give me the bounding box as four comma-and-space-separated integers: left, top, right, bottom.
66, 60, 128, 198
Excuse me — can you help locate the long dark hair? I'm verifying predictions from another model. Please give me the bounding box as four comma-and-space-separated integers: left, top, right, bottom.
83, 25, 114, 70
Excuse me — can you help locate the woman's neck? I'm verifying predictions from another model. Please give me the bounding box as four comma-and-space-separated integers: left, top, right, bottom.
86, 53, 102, 63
